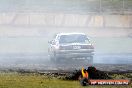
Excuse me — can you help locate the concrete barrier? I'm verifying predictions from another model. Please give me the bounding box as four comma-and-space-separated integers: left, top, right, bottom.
0, 13, 131, 28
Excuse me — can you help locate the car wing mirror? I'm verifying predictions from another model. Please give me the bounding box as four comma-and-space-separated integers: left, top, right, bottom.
48, 40, 56, 45
52, 41, 56, 45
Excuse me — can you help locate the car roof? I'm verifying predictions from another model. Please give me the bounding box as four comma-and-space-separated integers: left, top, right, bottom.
56, 33, 86, 36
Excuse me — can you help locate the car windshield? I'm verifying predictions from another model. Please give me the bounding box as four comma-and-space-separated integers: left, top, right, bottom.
59, 34, 89, 44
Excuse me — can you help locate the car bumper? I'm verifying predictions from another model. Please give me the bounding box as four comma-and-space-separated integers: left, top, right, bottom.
55, 49, 94, 58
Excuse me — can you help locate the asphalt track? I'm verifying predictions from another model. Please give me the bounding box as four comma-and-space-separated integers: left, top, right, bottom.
0, 53, 132, 71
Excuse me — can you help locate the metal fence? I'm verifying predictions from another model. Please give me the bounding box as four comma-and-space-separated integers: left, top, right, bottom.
98, 0, 132, 14
0, 0, 132, 14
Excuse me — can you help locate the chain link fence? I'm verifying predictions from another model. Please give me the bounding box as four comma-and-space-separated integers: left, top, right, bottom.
99, 0, 132, 14
0, 0, 132, 14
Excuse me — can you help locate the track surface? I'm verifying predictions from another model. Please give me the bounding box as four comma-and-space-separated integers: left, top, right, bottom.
0, 53, 132, 72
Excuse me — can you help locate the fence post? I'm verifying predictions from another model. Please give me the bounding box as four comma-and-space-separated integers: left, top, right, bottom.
123, 0, 124, 14
99, 0, 102, 13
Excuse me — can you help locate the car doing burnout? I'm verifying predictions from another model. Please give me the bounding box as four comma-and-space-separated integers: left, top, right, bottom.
48, 33, 94, 62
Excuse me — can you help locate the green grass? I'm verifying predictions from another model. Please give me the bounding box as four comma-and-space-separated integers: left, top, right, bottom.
0, 72, 131, 88
0, 72, 79, 88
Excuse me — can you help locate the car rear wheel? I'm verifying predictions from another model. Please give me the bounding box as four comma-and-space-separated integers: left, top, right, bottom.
50, 52, 61, 63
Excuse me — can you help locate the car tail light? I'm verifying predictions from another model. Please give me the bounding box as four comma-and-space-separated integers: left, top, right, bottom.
81, 45, 94, 49
55, 45, 60, 50
59, 46, 65, 50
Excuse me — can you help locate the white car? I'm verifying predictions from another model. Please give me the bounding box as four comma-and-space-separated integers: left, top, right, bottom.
48, 33, 94, 62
